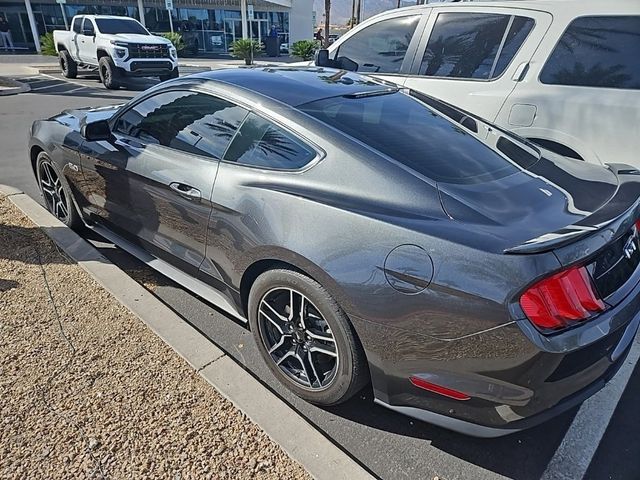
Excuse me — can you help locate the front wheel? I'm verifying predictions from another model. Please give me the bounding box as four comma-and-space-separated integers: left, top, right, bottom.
159, 68, 179, 82
99, 56, 120, 89
36, 152, 81, 229
249, 268, 369, 406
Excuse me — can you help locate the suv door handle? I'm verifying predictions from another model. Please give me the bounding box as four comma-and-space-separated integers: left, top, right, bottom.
169, 182, 201, 200
512, 62, 529, 82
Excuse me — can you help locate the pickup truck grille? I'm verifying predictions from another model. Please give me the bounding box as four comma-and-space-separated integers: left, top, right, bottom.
128, 44, 170, 59
589, 226, 640, 299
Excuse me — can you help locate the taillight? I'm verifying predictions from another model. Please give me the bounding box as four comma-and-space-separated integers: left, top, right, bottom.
520, 266, 606, 330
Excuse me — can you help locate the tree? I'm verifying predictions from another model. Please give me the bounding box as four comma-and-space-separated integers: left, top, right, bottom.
324, 0, 331, 48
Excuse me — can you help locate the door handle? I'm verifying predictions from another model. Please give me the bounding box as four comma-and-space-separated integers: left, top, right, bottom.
512, 62, 529, 82
169, 182, 201, 200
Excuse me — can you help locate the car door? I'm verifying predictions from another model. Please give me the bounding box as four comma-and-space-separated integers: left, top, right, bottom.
404, 6, 552, 124
79, 88, 249, 273
325, 11, 429, 85
494, 13, 640, 166
78, 17, 97, 64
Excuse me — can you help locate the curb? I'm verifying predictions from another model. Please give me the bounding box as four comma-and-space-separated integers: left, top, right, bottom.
0, 77, 30, 96
0, 184, 375, 480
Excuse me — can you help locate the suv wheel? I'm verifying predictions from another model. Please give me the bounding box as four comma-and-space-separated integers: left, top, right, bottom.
248, 268, 369, 405
99, 56, 120, 90
59, 50, 77, 79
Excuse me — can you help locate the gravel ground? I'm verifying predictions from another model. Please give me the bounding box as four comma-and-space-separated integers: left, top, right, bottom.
0, 193, 311, 480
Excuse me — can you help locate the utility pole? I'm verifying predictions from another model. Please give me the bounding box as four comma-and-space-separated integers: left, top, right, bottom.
350, 0, 356, 28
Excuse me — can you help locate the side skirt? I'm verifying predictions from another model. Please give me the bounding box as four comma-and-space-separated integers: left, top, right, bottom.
87, 222, 248, 324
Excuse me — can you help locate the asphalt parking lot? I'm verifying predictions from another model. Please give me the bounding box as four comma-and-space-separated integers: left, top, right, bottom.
1, 72, 639, 480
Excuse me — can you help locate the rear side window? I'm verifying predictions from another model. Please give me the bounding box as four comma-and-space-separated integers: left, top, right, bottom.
420, 13, 534, 80
540, 16, 640, 90
72, 17, 83, 33
300, 91, 519, 184
224, 113, 316, 170
334, 15, 420, 74
114, 90, 248, 159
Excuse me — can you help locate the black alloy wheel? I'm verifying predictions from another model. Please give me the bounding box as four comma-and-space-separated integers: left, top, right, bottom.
36, 153, 81, 228
249, 268, 368, 405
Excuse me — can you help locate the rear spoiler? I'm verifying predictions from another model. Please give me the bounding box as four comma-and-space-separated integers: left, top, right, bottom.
505, 165, 640, 255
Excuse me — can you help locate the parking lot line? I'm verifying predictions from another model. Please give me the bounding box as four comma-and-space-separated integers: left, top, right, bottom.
41, 72, 101, 91
541, 333, 640, 480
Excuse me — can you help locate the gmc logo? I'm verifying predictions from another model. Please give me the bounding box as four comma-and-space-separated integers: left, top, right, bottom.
141, 45, 159, 51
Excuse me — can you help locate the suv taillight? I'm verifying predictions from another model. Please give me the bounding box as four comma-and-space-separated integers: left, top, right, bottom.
520, 266, 606, 330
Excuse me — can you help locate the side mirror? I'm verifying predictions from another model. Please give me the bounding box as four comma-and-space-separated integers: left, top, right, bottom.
315, 49, 330, 67
81, 119, 111, 141
336, 56, 358, 72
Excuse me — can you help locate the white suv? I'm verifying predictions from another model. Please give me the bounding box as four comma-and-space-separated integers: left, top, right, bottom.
315, 0, 639, 167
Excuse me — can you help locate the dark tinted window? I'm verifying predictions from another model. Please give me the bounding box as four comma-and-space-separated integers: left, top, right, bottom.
82, 18, 95, 35
224, 113, 315, 170
95, 18, 149, 35
114, 90, 248, 159
300, 92, 519, 184
334, 15, 420, 74
421, 13, 532, 79
540, 16, 640, 90
493, 16, 535, 77
72, 17, 83, 34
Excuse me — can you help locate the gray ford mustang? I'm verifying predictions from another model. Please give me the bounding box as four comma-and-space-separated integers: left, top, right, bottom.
29, 67, 640, 437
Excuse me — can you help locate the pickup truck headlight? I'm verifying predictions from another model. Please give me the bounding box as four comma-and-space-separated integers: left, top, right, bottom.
114, 47, 127, 58
169, 46, 177, 59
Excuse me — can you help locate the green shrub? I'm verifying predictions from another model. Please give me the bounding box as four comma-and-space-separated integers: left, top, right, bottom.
40, 32, 56, 56
291, 40, 319, 61
230, 38, 263, 65
161, 32, 185, 52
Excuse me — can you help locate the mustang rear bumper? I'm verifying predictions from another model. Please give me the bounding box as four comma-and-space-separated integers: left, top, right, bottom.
353, 273, 640, 437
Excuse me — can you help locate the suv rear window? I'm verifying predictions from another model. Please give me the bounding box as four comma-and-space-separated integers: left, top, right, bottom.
540, 16, 640, 90
299, 91, 519, 184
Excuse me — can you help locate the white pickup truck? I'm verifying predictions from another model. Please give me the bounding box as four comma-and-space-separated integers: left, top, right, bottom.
53, 15, 179, 89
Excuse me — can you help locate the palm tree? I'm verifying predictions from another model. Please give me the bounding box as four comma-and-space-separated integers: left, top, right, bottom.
324, 0, 331, 48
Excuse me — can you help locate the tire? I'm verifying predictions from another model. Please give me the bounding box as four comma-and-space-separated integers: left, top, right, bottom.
59, 50, 77, 79
35, 152, 82, 229
248, 268, 368, 406
98, 56, 120, 90
159, 68, 179, 82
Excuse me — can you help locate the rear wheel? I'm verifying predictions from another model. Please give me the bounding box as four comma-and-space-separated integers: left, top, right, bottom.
59, 50, 77, 79
99, 56, 120, 90
249, 268, 368, 405
36, 152, 81, 229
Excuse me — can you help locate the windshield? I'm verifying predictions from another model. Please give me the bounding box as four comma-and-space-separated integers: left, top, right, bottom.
95, 18, 149, 35
299, 91, 523, 185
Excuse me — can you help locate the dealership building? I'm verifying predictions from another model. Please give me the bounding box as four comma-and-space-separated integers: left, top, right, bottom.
0, 0, 313, 53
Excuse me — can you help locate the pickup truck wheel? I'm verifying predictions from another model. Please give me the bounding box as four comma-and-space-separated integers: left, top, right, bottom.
99, 57, 120, 90
59, 51, 77, 79
159, 68, 179, 82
